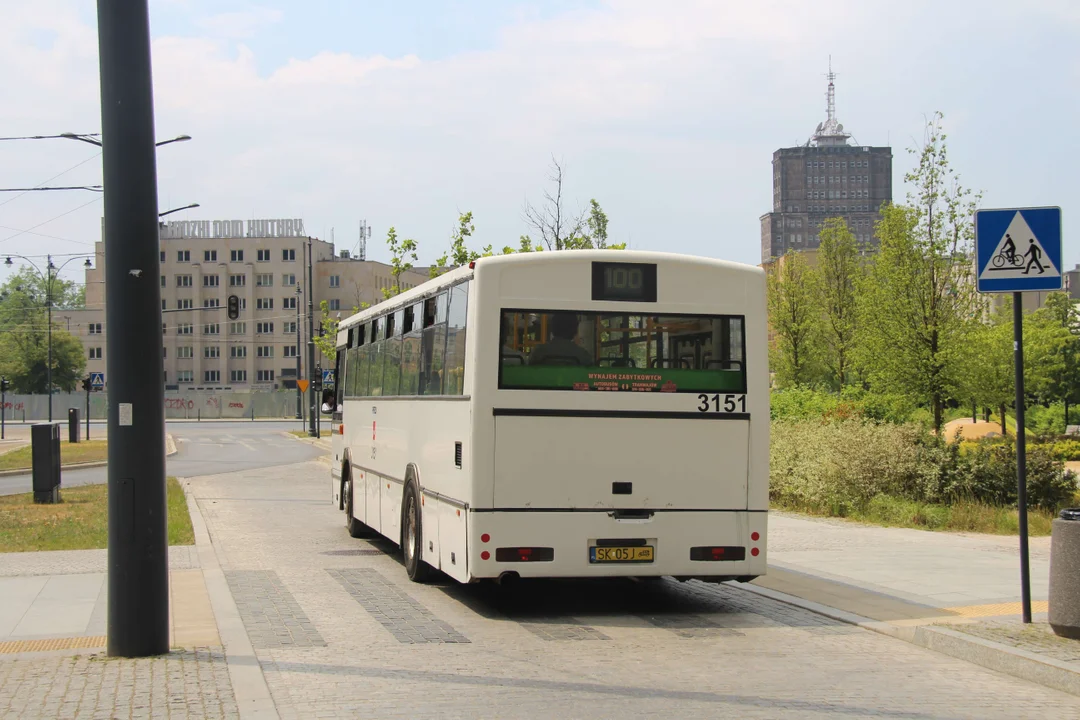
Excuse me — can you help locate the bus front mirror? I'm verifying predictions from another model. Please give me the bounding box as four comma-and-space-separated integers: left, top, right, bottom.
321, 388, 335, 414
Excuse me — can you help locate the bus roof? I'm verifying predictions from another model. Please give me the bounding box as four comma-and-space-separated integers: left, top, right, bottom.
335, 250, 762, 335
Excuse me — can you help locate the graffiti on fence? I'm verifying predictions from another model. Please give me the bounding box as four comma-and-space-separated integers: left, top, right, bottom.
1, 402, 25, 411
206, 397, 219, 409
228, 402, 245, 409
165, 398, 195, 410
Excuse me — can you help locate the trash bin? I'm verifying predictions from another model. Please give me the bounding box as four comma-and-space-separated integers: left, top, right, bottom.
1050, 508, 1080, 639
31, 423, 61, 504
68, 407, 80, 444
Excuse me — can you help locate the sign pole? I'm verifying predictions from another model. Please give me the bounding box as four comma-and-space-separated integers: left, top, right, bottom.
1013, 292, 1032, 623
86, 384, 91, 441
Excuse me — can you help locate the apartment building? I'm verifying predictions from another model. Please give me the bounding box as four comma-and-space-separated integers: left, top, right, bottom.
66, 217, 428, 391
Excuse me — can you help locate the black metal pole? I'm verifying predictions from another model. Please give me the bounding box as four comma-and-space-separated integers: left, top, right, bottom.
97, 0, 169, 657
1014, 292, 1032, 624
295, 286, 302, 420
1, 385, 5, 440
47, 262, 52, 423
307, 238, 316, 437
86, 384, 90, 441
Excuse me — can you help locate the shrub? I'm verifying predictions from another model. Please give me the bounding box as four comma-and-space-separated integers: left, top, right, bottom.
1042, 438, 1080, 462
938, 436, 1075, 510
1028, 403, 1068, 438
770, 387, 843, 421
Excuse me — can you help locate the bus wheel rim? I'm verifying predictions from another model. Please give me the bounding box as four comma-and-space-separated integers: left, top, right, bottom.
406, 497, 417, 562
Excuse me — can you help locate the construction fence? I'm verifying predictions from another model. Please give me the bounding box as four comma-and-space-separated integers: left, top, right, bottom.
0, 391, 315, 422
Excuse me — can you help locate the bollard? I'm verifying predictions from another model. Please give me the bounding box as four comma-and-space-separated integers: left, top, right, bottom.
1049, 508, 1080, 639
31, 423, 61, 504
68, 407, 80, 444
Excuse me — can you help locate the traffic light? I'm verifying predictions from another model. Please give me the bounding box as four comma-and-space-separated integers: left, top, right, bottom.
81, 377, 92, 392
227, 294, 240, 320
0, 377, 8, 393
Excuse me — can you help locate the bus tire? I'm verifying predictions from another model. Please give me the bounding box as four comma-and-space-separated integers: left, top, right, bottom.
402, 482, 432, 582
343, 471, 369, 539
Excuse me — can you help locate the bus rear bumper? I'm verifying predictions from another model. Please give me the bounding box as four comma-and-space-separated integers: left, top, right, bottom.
467, 509, 767, 580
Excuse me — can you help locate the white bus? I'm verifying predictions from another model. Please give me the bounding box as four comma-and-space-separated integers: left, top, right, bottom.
327, 250, 768, 584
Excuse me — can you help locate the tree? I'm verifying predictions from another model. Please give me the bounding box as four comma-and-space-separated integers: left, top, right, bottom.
766, 250, 821, 387
815, 218, 862, 388
432, 211, 489, 278
1036, 292, 1080, 425
962, 305, 1014, 435
854, 113, 982, 433
523, 156, 589, 250
383, 226, 418, 300
0, 266, 87, 393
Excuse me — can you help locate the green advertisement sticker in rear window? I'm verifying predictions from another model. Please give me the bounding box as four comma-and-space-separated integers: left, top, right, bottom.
498, 311, 746, 394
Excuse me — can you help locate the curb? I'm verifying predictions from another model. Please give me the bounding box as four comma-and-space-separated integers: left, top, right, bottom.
280, 430, 331, 450
739, 581, 1080, 697
0, 433, 178, 477
183, 481, 280, 719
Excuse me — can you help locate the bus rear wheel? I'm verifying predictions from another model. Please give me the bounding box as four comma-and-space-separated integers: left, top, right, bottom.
343, 473, 369, 539
402, 483, 432, 582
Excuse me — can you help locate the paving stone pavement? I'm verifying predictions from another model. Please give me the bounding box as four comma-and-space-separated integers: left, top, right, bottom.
0, 545, 199, 578
946, 620, 1080, 664
0, 647, 237, 719
183, 459, 1080, 719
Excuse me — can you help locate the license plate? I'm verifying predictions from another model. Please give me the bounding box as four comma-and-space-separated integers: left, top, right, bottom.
589, 546, 654, 563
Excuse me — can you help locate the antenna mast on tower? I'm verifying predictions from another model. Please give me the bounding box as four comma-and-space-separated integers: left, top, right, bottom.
357, 220, 371, 261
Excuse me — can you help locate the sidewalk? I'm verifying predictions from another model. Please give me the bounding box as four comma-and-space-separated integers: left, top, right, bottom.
745, 511, 1079, 695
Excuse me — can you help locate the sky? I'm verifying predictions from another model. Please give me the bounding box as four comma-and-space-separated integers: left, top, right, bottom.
1, 0, 1078, 285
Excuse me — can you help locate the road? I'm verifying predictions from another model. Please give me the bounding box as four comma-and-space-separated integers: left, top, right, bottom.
181, 456, 1080, 719
0, 421, 324, 496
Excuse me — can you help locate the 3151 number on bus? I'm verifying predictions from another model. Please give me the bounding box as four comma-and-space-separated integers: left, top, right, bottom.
697, 393, 746, 413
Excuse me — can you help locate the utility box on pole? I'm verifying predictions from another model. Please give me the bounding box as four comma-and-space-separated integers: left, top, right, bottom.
31, 423, 61, 504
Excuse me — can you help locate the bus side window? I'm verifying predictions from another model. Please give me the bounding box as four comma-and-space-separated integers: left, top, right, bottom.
444, 282, 469, 394
419, 293, 448, 395
401, 303, 423, 395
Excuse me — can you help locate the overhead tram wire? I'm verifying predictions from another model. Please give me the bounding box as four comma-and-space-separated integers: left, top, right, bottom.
0, 196, 103, 245
0, 185, 103, 193
0, 152, 102, 210
0, 133, 102, 142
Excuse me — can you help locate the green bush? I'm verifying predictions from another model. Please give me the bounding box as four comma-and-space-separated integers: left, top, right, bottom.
770, 386, 918, 424
1028, 403, 1067, 438
770, 387, 843, 421
771, 419, 1077, 514
1042, 438, 1080, 462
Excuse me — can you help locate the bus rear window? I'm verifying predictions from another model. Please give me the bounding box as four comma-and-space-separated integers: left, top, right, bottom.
498, 311, 745, 393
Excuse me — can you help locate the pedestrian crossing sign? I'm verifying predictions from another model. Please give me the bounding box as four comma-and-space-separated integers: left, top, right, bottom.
90, 372, 105, 389
976, 207, 1062, 293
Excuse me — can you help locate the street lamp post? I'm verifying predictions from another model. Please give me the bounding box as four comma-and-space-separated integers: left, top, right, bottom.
4, 254, 92, 421
60, 132, 191, 148
307, 238, 316, 437
295, 284, 302, 420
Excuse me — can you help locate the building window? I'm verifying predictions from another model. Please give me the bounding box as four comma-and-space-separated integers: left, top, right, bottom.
329, 275, 340, 288
282, 249, 296, 262
257, 249, 270, 262
256, 322, 275, 334
203, 275, 219, 287
177, 346, 193, 358
328, 299, 340, 311
161, 275, 166, 288
204, 346, 220, 359
282, 273, 296, 287
178, 323, 193, 335
203, 298, 221, 308
230, 322, 247, 334
257, 345, 274, 358
230, 345, 247, 358
230, 369, 247, 383
283, 296, 297, 310
230, 274, 246, 287
203, 323, 220, 335
283, 345, 298, 358
160, 250, 166, 263
257, 370, 275, 382
88, 323, 102, 334
177, 250, 190, 263
257, 298, 274, 310
176, 275, 192, 287
177, 299, 192, 310
284, 321, 297, 334
256, 274, 273, 287
204, 250, 217, 262
204, 370, 221, 383
178, 371, 194, 383
230, 250, 244, 262
89, 347, 102, 360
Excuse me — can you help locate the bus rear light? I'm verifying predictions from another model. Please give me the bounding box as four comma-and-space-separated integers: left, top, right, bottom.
495, 547, 554, 562
338, 424, 344, 435
689, 546, 746, 562
481, 533, 490, 543
751, 547, 759, 557
481, 551, 490, 560
751, 532, 760, 541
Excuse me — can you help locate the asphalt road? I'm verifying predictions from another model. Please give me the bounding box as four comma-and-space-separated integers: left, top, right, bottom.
0, 420, 326, 496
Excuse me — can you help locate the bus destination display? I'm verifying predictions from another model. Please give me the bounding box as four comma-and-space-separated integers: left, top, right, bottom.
591, 262, 657, 302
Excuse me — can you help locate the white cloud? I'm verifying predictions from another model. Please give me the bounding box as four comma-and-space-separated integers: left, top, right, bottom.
196, 6, 283, 39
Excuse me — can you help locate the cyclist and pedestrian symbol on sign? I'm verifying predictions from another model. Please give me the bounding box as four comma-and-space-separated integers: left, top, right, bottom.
978, 209, 1060, 291
992, 233, 1045, 275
